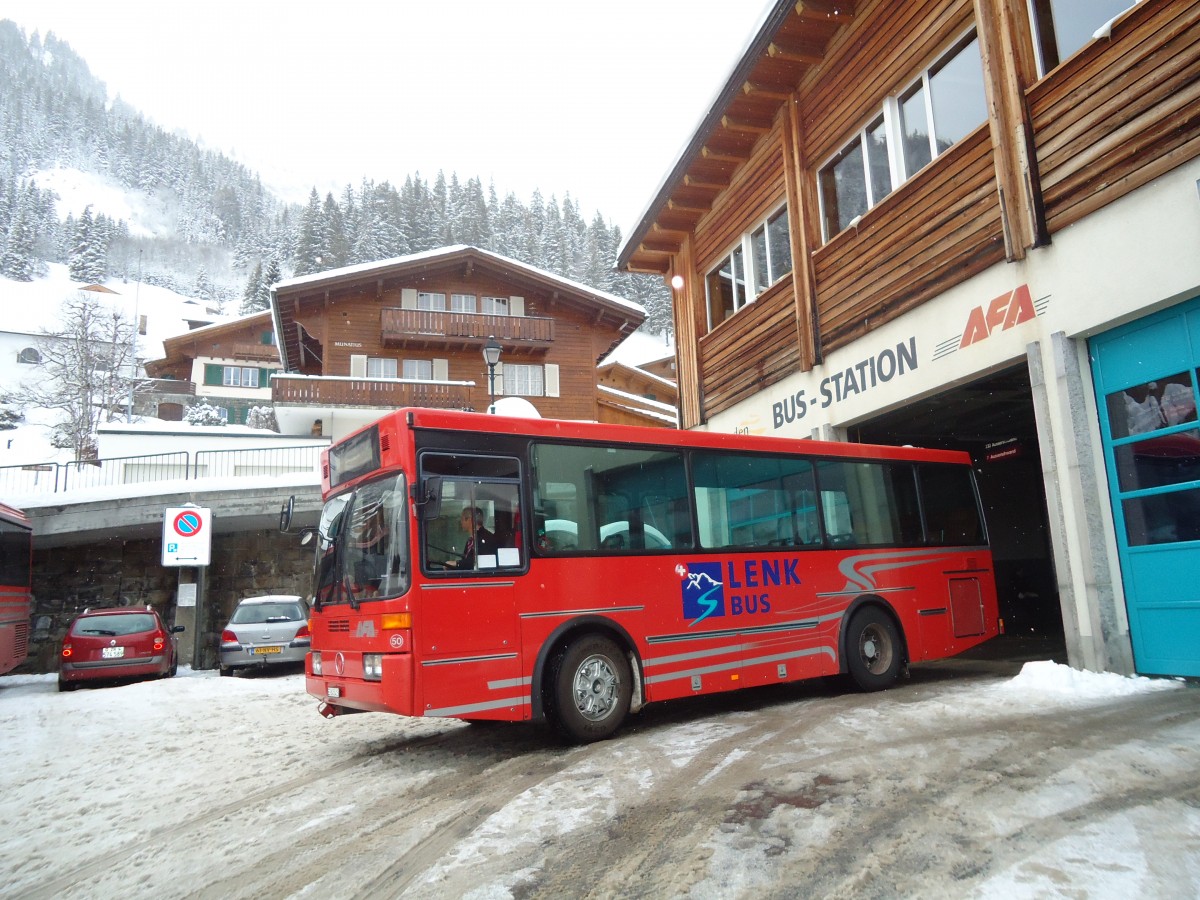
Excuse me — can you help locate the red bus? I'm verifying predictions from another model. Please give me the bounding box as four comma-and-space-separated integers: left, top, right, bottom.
0, 502, 33, 676
287, 408, 999, 742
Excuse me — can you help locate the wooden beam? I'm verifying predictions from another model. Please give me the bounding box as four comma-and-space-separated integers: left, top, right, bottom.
742, 81, 793, 102
721, 115, 772, 135
768, 41, 823, 65
639, 237, 682, 254
794, 0, 855, 22
683, 174, 729, 192
667, 198, 711, 215
701, 145, 751, 163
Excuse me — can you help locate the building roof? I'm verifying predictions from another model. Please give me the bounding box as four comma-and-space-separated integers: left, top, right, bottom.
616, 0, 853, 274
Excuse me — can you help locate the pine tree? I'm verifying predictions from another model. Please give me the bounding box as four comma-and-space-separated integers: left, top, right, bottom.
239, 262, 265, 314
67, 205, 107, 282
0, 184, 37, 281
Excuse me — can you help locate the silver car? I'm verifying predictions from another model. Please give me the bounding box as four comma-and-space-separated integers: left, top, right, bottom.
219, 595, 310, 676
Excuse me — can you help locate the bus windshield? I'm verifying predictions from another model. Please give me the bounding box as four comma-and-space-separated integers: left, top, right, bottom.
315, 473, 408, 607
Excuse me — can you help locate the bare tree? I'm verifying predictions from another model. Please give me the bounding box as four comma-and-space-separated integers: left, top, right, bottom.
13, 293, 142, 460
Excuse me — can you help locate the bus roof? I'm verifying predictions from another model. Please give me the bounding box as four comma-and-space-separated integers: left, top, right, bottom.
367, 408, 974, 466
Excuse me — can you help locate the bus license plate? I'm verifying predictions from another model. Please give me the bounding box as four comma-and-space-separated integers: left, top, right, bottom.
102, 646, 125, 659
253, 646, 282, 655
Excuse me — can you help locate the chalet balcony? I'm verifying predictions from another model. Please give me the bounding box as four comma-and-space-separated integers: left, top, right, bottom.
381, 308, 554, 350
231, 343, 283, 363
271, 374, 475, 411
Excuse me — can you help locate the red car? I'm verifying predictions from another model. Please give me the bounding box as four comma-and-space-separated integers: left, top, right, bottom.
59, 606, 185, 691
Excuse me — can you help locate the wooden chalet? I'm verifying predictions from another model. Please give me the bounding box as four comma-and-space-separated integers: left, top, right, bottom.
618, 0, 1200, 680
269, 246, 645, 439
145, 312, 279, 423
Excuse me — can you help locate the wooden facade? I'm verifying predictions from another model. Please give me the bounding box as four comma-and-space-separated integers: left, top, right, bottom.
270, 246, 645, 434
618, 0, 1200, 428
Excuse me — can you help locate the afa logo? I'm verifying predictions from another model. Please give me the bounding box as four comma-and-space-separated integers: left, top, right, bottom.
678, 562, 725, 626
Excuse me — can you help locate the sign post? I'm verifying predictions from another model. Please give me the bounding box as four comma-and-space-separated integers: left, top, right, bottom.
162, 506, 214, 668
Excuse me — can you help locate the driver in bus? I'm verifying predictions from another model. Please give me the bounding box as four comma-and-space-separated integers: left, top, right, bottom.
452, 506, 496, 569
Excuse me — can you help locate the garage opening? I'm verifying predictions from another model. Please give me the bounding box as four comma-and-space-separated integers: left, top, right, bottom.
847, 365, 1064, 640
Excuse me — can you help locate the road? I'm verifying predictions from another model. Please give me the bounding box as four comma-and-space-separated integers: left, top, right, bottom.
4, 637, 1198, 899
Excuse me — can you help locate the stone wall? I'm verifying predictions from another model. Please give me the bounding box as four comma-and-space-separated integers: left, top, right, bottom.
23, 529, 313, 674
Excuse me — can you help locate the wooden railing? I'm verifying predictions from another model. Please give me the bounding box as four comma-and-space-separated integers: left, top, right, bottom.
381, 308, 554, 345
231, 343, 282, 362
272, 374, 475, 411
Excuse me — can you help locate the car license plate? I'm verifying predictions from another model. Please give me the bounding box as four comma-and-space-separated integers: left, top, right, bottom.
253, 646, 282, 655
102, 646, 125, 659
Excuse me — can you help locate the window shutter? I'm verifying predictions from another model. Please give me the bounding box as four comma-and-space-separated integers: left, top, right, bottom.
203, 364, 223, 386
545, 364, 560, 397
401, 288, 418, 310
433, 358, 449, 381
350, 354, 367, 377
509, 296, 525, 317
259, 368, 275, 385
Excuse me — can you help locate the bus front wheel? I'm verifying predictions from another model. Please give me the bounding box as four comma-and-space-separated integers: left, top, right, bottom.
550, 635, 632, 743
845, 607, 902, 691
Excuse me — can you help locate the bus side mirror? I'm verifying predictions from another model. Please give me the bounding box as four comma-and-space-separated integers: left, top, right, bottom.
420, 476, 442, 520
279, 496, 295, 533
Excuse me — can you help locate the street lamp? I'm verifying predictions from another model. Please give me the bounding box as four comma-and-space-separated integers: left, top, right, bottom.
482, 336, 502, 414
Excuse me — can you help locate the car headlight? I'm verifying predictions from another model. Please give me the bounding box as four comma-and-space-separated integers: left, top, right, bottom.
311, 651, 322, 676
363, 653, 383, 681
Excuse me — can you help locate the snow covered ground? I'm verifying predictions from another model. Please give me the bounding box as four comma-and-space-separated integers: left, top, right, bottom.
0, 658, 1195, 899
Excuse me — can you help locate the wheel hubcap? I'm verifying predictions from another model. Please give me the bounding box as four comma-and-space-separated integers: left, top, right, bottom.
860, 625, 892, 674
572, 654, 619, 721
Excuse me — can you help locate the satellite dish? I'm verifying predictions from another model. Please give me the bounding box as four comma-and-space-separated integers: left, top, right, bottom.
490, 397, 541, 418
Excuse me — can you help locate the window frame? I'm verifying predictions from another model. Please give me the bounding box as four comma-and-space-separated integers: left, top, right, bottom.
402, 359, 433, 381
366, 357, 398, 379
704, 202, 792, 330
817, 27, 985, 243
503, 363, 544, 397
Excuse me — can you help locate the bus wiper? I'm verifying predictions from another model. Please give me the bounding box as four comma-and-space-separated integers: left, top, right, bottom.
342, 573, 360, 611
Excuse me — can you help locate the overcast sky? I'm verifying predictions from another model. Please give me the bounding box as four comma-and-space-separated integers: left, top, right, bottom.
1, 0, 775, 236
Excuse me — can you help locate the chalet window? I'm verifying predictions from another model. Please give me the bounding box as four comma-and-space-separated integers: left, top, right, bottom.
451, 293, 477, 313
705, 204, 792, 328
482, 296, 509, 316
1030, 0, 1134, 74
223, 366, 259, 388
260, 330, 275, 346
417, 292, 446, 311
504, 364, 544, 397
367, 357, 398, 378
402, 359, 433, 380
17, 347, 41, 365
818, 30, 985, 241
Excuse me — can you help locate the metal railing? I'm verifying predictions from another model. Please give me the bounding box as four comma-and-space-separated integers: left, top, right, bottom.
0, 444, 324, 500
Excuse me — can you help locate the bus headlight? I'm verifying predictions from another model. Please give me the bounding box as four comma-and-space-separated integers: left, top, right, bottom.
311, 651, 322, 676
363, 653, 383, 681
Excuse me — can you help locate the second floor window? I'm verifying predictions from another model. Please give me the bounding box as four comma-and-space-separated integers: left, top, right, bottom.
417, 292, 446, 311
818, 29, 986, 241
402, 359, 433, 380
367, 358, 397, 378
451, 293, 477, 312
1030, 0, 1134, 74
705, 204, 792, 328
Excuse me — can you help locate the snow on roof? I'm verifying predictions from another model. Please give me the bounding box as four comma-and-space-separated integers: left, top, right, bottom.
601, 329, 675, 367
273, 245, 646, 319
598, 385, 678, 426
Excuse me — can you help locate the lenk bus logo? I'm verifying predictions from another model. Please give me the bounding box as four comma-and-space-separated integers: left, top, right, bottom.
678, 560, 792, 626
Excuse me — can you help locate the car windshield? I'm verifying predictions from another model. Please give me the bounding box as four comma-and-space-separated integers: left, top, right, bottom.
231, 602, 304, 624
71, 613, 156, 636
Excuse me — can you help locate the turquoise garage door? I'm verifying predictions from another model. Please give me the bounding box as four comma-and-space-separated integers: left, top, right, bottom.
1091, 295, 1200, 676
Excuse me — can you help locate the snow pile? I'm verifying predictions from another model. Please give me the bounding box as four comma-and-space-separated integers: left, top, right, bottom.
1000, 659, 1180, 701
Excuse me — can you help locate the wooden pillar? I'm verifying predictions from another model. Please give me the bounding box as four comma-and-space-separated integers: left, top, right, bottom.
974, 0, 1050, 258
785, 95, 822, 370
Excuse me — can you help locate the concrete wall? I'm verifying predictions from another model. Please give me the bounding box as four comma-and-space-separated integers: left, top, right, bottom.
22, 528, 314, 674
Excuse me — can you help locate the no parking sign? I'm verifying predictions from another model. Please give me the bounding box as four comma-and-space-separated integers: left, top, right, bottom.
162, 506, 212, 566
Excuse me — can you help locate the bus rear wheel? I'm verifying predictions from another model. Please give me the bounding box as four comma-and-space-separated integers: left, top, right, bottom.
550, 635, 632, 743
845, 607, 902, 691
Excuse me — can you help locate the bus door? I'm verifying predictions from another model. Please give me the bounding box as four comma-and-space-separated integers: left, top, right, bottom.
416, 452, 526, 718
